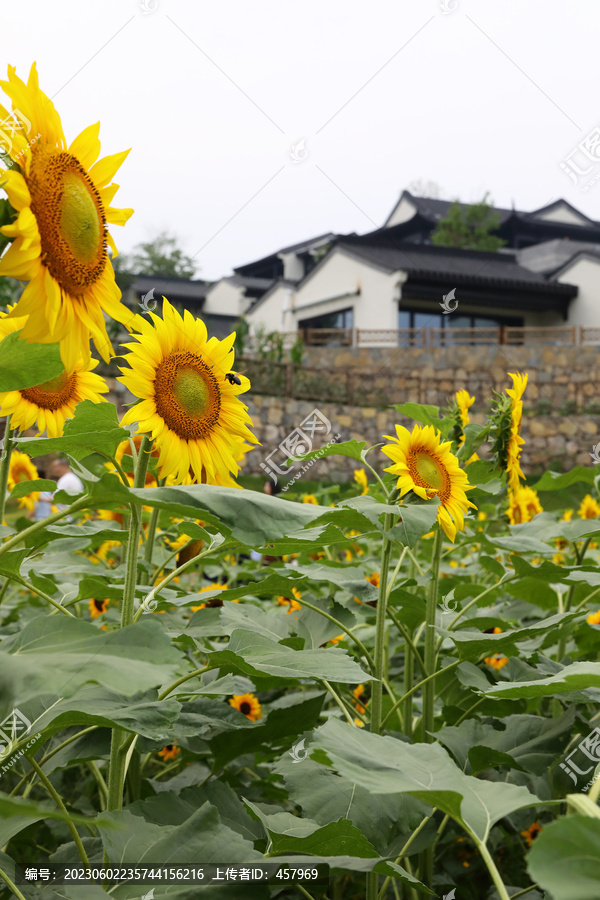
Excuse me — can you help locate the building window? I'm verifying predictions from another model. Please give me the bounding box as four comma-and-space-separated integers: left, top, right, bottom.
398, 307, 522, 345
298, 308, 353, 344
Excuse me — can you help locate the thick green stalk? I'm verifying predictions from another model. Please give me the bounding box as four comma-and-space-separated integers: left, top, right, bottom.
0, 417, 13, 526
0, 868, 27, 900
366, 512, 395, 900
422, 528, 442, 743
106, 436, 153, 817
475, 836, 510, 900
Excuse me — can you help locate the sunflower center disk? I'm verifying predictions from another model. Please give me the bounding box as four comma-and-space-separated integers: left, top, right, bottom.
21, 370, 77, 410
154, 352, 221, 441
412, 451, 450, 500
27, 146, 106, 297
59, 173, 102, 264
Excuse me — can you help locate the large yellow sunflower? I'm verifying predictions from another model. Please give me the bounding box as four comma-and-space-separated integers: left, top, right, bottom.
382, 423, 477, 542
7, 449, 39, 510
578, 494, 600, 519
118, 299, 259, 486
0, 63, 134, 370
505, 372, 528, 493
0, 306, 108, 436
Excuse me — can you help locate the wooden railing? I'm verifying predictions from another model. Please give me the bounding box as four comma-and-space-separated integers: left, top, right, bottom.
246, 325, 600, 348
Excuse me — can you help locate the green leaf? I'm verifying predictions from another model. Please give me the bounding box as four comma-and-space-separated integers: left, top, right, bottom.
98, 803, 265, 865
387, 501, 441, 547
0, 330, 63, 391
0, 616, 183, 702
245, 801, 379, 857
483, 661, 600, 699
291, 560, 379, 602
15, 401, 131, 461
9, 478, 55, 500
0, 791, 117, 843
531, 467, 597, 491
527, 815, 600, 900
391, 403, 453, 436
207, 628, 372, 683
209, 692, 325, 768
311, 718, 541, 842
436, 710, 575, 775
440, 611, 580, 659
292, 438, 368, 464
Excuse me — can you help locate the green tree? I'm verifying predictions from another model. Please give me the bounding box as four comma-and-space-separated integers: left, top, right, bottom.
431, 193, 505, 252
111, 231, 198, 292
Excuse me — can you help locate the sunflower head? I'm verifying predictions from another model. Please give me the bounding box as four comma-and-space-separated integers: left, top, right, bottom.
507, 485, 543, 525
578, 494, 600, 519
7, 449, 39, 510
353, 468, 369, 494
228, 693, 262, 721
158, 742, 180, 761
382, 423, 477, 542
0, 63, 134, 370
119, 299, 258, 486
489, 372, 528, 492
89, 598, 109, 618
302, 493, 318, 504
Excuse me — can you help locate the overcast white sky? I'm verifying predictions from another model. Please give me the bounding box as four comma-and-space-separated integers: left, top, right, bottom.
5, 0, 600, 280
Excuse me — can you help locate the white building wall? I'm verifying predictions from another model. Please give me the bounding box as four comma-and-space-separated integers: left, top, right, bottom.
246, 284, 294, 332
293, 250, 399, 331
557, 257, 600, 328
385, 196, 418, 227
203, 280, 246, 317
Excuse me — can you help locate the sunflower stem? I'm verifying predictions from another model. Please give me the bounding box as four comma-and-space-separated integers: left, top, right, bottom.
0, 497, 88, 559
106, 436, 153, 817
365, 512, 394, 900
422, 527, 443, 742
0, 417, 13, 527
27, 755, 90, 868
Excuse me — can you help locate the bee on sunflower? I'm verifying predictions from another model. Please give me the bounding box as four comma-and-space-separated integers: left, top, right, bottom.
0, 62, 134, 370
118, 299, 258, 486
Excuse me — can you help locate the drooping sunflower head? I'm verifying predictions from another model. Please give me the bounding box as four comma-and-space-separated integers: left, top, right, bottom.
228, 693, 262, 722
490, 372, 528, 493
118, 299, 259, 486
0, 307, 108, 437
507, 485, 543, 525
0, 63, 134, 370
7, 449, 39, 510
455, 389, 475, 429
382, 423, 477, 543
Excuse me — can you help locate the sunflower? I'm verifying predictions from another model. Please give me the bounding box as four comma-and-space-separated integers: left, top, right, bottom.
578, 494, 600, 519
115, 435, 161, 480
352, 684, 369, 715
382, 424, 477, 543
484, 655, 509, 670
507, 485, 543, 525
353, 468, 368, 494
228, 693, 262, 722
505, 372, 528, 493
89, 598, 109, 618
7, 449, 39, 510
0, 307, 108, 437
118, 299, 258, 486
158, 742, 180, 761
521, 822, 542, 847
302, 493, 318, 504
0, 63, 134, 370
191, 582, 228, 611
276, 585, 302, 613
455, 389, 479, 463
587, 609, 600, 625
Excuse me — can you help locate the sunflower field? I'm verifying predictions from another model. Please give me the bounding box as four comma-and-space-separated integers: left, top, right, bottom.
1, 63, 600, 900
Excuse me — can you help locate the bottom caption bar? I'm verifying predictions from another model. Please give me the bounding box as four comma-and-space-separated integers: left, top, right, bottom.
16, 864, 330, 886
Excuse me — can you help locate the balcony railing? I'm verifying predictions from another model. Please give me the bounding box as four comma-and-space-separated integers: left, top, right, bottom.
248, 325, 600, 348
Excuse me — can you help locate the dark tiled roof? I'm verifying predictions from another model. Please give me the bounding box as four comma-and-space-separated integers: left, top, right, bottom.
234, 232, 339, 275
385, 191, 515, 227
130, 275, 211, 300
336, 242, 577, 294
